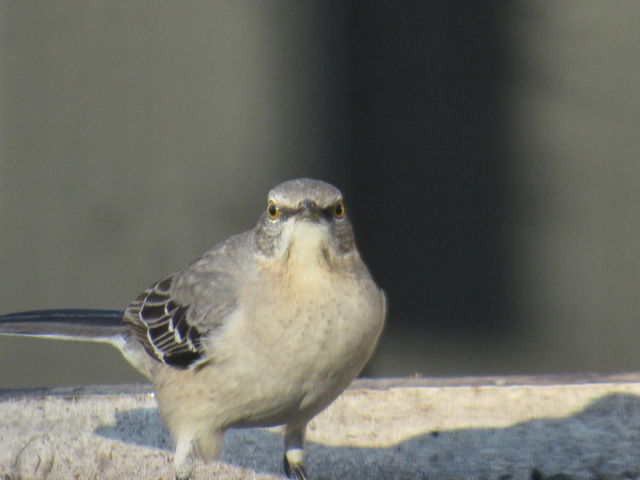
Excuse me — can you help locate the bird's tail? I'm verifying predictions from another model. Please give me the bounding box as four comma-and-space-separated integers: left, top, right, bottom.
0, 309, 126, 345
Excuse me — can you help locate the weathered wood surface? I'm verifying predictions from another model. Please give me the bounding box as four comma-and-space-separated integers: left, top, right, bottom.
1, 375, 640, 479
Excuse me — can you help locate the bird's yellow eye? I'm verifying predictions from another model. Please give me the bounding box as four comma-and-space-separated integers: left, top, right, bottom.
267, 201, 280, 220
333, 200, 345, 218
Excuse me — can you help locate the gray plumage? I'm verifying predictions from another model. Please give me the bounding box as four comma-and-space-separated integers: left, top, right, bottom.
0, 178, 386, 480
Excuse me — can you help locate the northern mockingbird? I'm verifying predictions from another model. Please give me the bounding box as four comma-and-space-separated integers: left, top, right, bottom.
0, 178, 386, 480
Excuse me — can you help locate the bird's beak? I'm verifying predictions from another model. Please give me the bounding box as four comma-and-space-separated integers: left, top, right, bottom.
299, 199, 321, 220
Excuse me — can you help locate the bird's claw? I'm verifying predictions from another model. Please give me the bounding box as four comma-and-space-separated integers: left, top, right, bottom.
283, 454, 308, 480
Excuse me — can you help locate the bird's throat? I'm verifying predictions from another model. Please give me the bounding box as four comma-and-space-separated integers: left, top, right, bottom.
282, 222, 331, 272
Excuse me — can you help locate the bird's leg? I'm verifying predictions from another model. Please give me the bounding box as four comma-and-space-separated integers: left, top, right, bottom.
195, 429, 225, 463
283, 422, 308, 480
173, 434, 197, 480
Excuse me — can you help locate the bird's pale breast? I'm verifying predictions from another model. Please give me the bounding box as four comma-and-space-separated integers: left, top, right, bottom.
204, 252, 384, 428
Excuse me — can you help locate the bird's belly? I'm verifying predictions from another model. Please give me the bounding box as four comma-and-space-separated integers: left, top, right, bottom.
214, 277, 383, 428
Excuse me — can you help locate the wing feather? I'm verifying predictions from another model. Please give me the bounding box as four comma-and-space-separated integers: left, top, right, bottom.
124, 277, 206, 368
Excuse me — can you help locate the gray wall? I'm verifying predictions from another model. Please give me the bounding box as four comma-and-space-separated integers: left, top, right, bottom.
1, 1, 639, 387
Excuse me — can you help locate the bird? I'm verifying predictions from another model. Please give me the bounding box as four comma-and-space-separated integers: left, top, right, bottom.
0, 178, 386, 480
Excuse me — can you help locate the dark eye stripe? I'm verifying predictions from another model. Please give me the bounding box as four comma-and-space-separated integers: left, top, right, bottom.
266, 204, 345, 220
321, 207, 334, 218
321, 204, 345, 219
269, 207, 295, 220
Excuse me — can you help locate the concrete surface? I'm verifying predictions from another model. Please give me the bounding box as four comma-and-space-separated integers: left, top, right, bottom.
2, 375, 640, 479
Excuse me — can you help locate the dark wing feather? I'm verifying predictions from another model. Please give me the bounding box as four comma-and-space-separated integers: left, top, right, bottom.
123, 276, 205, 368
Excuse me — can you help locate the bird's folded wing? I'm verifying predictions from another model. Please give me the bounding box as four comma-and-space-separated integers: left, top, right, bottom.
123, 267, 238, 370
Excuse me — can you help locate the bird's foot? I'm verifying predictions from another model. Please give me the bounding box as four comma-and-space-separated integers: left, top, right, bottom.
283, 454, 308, 480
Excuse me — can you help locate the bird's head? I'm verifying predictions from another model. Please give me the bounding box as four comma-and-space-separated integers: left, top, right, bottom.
254, 178, 357, 267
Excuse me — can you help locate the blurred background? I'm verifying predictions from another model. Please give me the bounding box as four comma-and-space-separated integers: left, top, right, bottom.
1, 1, 639, 388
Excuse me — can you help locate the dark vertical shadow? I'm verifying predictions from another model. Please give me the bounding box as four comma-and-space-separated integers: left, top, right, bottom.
333, 2, 517, 368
